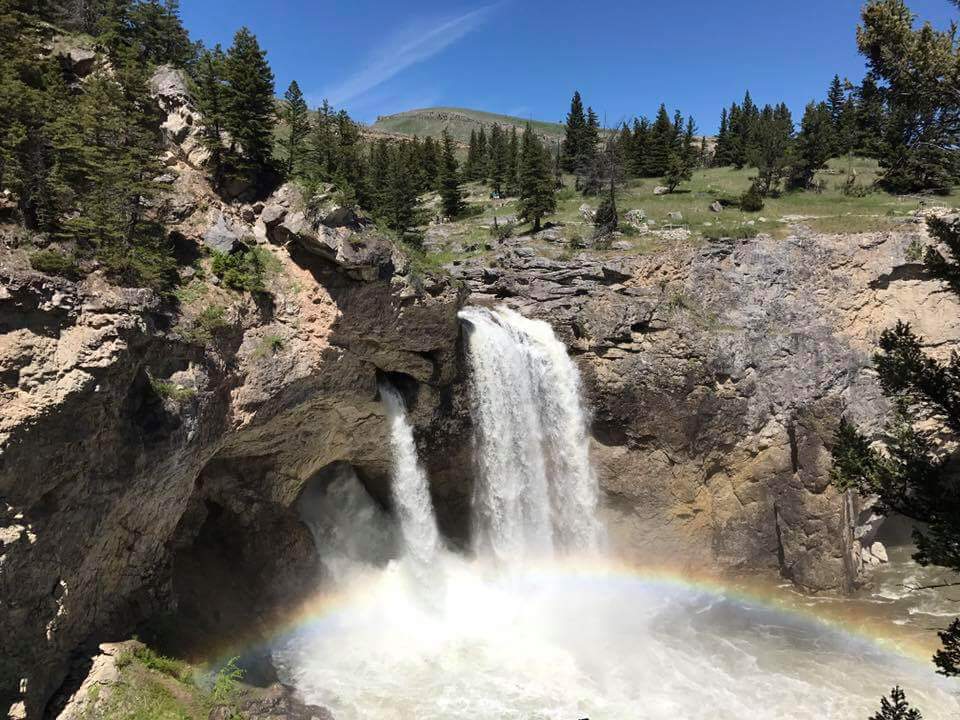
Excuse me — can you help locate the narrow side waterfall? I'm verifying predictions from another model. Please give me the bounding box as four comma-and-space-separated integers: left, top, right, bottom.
380, 382, 440, 568
458, 305, 602, 560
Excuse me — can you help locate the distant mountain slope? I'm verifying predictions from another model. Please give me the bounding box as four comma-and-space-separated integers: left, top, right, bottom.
368, 107, 567, 146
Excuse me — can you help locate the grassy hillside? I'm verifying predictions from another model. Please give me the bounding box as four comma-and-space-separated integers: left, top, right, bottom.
369, 107, 568, 145
416, 156, 948, 268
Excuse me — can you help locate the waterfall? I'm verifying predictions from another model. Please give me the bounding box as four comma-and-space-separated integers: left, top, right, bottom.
458, 305, 602, 560
380, 383, 440, 568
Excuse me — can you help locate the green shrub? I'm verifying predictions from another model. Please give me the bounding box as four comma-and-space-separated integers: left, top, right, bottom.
840, 174, 872, 197
29, 250, 82, 280
489, 221, 515, 241
211, 248, 266, 292
210, 657, 245, 704
181, 304, 228, 345
147, 375, 196, 403
739, 184, 765, 212
905, 238, 925, 262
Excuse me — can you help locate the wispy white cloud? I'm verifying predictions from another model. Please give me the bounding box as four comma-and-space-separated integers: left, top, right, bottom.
322, 5, 496, 108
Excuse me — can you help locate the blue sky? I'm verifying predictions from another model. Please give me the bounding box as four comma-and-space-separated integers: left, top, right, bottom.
180, 0, 957, 132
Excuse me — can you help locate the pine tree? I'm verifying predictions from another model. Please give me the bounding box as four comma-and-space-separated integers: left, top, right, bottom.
561, 90, 587, 172
279, 80, 309, 178
583, 106, 600, 170
714, 108, 730, 166
682, 115, 698, 166
517, 123, 555, 232
222, 27, 276, 191
52, 55, 174, 289
630, 117, 651, 176
332, 109, 367, 206
488, 123, 508, 195
367, 138, 391, 214
869, 687, 923, 720
647, 104, 674, 176
854, 75, 887, 157
421, 135, 440, 191
790, 101, 834, 189
506, 126, 520, 195
464, 129, 479, 181
192, 45, 227, 187
663, 151, 692, 192
747, 103, 794, 196
438, 130, 463, 218
382, 144, 418, 238
305, 99, 336, 182
858, 0, 959, 192
475, 126, 488, 181
827, 74, 846, 131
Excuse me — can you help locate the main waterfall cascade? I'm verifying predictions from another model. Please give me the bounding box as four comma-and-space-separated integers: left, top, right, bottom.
459, 306, 603, 560
274, 306, 959, 719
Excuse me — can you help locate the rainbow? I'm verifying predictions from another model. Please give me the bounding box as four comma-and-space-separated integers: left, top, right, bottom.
214, 555, 944, 673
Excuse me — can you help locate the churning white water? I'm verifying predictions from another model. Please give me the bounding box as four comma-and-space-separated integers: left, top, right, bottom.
380, 382, 440, 569
274, 306, 960, 719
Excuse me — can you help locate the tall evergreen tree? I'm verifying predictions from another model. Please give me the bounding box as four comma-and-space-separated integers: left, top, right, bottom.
279, 79, 309, 178
488, 123, 508, 195
464, 129, 479, 181
382, 144, 418, 238
517, 123, 555, 232
192, 45, 227, 187
747, 103, 794, 196
506, 126, 520, 195
647, 104, 674, 176
475, 126, 488, 180
420, 135, 440, 192
561, 90, 587, 172
790, 101, 834, 188
630, 117, 651, 176
222, 26, 276, 191
438, 130, 463, 218
854, 75, 887, 157
857, 0, 959, 192
304, 99, 336, 182
714, 108, 731, 166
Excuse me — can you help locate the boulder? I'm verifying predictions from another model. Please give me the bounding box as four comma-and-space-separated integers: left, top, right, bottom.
667, 211, 684, 224
611, 240, 632, 251
55, 44, 97, 77
261, 204, 288, 238
653, 186, 669, 195
579, 204, 596, 222
624, 209, 646, 226
710, 201, 723, 213
203, 213, 242, 254
870, 541, 889, 563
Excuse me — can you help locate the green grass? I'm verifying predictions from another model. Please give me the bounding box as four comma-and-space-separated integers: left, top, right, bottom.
147, 376, 196, 403
411, 155, 946, 265
87, 646, 253, 720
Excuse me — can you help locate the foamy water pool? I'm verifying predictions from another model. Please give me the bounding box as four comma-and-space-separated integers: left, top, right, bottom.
272, 555, 959, 720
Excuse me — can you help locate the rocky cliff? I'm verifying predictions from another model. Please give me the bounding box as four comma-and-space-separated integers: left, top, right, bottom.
0, 69, 465, 719
449, 216, 960, 592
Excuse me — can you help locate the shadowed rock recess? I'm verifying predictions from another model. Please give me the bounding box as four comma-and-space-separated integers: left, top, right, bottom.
2, 65, 959, 718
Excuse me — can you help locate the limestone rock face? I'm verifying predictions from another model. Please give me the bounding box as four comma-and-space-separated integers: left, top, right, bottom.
449, 221, 960, 592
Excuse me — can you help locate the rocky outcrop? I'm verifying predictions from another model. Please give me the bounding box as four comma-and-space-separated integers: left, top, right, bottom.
448, 218, 960, 592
